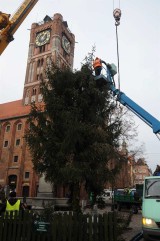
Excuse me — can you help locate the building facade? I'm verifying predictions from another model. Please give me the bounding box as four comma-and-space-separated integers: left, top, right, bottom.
105, 141, 152, 190
133, 158, 152, 185
0, 13, 75, 197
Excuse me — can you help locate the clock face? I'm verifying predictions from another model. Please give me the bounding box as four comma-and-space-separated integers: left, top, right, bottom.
35, 30, 51, 46
62, 35, 71, 54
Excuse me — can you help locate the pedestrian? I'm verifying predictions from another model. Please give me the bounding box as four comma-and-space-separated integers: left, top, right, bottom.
93, 57, 107, 76
0, 185, 6, 206
0, 191, 26, 216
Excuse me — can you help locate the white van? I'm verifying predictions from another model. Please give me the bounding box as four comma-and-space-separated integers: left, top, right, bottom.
142, 176, 160, 240
101, 189, 113, 203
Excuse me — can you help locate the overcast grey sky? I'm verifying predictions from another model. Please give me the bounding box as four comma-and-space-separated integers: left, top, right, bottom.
0, 0, 160, 172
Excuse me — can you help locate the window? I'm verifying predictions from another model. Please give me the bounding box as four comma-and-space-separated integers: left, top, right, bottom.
145, 179, 160, 197
13, 156, 18, 162
25, 172, 30, 179
39, 87, 42, 94
32, 88, 37, 95
40, 74, 43, 81
41, 59, 44, 66
31, 95, 36, 103
46, 57, 52, 66
37, 58, 44, 67
37, 59, 41, 67
6, 125, 10, 132
26, 89, 30, 97
22, 186, 29, 197
39, 45, 45, 53
4, 140, 8, 147
17, 123, 22, 131
16, 139, 20, 146
38, 94, 43, 102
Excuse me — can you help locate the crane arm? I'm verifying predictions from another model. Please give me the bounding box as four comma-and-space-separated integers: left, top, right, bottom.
0, 0, 38, 55
95, 66, 160, 135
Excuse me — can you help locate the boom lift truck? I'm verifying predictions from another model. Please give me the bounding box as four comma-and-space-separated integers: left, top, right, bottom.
96, 65, 160, 240
0, 0, 38, 55
95, 65, 160, 136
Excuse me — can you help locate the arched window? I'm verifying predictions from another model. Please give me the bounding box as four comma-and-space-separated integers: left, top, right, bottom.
37, 59, 44, 67
15, 139, 20, 146
40, 74, 43, 81
32, 88, 37, 95
17, 123, 22, 131
41, 58, 44, 66
37, 59, 41, 67
5, 125, 10, 132
39, 45, 45, 53
22, 186, 29, 197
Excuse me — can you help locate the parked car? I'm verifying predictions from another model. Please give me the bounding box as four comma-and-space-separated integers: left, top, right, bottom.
97, 189, 114, 204
103, 189, 114, 201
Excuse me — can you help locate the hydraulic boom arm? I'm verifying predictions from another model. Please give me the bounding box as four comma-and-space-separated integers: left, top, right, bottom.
0, 0, 38, 55
95, 66, 160, 136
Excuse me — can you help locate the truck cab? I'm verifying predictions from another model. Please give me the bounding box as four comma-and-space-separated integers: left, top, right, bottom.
142, 176, 160, 240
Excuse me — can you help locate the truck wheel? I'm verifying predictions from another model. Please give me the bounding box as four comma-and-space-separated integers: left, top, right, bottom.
132, 205, 138, 214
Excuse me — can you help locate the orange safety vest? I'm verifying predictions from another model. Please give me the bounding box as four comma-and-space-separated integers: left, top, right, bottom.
93, 58, 102, 69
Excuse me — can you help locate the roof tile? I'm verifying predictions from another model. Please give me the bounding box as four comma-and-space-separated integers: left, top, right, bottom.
0, 99, 31, 120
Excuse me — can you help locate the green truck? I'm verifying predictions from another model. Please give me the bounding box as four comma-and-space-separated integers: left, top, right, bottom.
114, 186, 143, 214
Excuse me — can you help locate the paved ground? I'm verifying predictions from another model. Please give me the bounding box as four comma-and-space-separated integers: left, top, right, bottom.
83, 206, 143, 241
121, 210, 143, 241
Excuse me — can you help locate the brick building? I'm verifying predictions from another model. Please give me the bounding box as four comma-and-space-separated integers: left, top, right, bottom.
133, 158, 152, 185
105, 141, 152, 190
106, 140, 133, 189
0, 13, 75, 197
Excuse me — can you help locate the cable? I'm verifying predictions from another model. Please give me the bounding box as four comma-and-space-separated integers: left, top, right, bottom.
115, 25, 121, 91
113, 0, 121, 9
156, 133, 160, 141
113, 8, 121, 92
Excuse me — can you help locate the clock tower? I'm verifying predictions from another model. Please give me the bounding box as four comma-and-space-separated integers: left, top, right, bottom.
23, 13, 75, 106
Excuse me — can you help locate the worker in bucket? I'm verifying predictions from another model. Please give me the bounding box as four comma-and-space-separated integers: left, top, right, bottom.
93, 57, 107, 76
